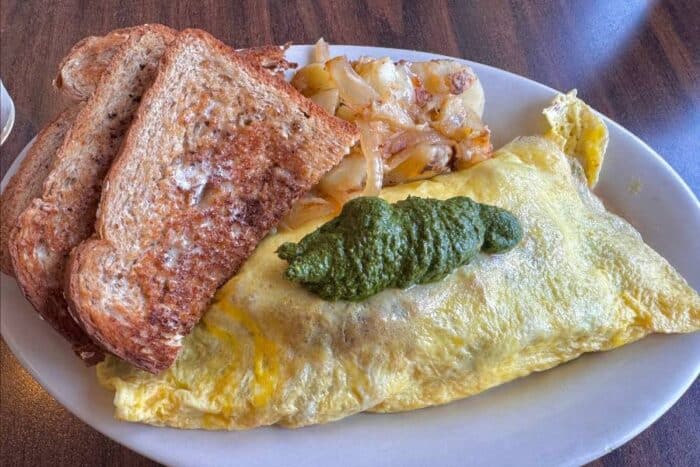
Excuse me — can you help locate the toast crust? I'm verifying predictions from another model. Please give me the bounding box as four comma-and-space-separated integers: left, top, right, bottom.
239, 43, 296, 76
0, 106, 81, 276
55, 25, 295, 100
66, 28, 358, 373
54, 27, 135, 100
9, 24, 177, 362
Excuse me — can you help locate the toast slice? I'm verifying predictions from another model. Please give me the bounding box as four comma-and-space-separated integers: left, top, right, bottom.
66, 29, 358, 373
9, 24, 177, 362
9, 25, 296, 361
55, 26, 295, 100
0, 106, 81, 276
238, 43, 296, 76
54, 27, 134, 100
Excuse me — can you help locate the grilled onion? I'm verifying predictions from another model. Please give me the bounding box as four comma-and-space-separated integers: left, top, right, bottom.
385, 143, 453, 185
382, 128, 453, 164
358, 120, 385, 197
317, 151, 367, 204
310, 88, 340, 114
313, 38, 330, 63
327, 57, 378, 108
279, 195, 338, 231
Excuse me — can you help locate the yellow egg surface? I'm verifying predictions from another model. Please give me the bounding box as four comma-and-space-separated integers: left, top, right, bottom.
543, 90, 609, 187
97, 137, 699, 430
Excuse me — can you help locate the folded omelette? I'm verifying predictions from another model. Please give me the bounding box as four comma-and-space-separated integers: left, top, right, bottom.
98, 136, 700, 430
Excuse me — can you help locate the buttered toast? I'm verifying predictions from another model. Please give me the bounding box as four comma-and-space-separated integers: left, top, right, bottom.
66, 29, 358, 373
55, 25, 295, 101
55, 27, 135, 100
5, 25, 301, 362
0, 106, 81, 276
9, 24, 177, 361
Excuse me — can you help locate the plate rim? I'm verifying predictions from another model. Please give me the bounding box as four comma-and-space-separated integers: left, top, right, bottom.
1, 44, 698, 467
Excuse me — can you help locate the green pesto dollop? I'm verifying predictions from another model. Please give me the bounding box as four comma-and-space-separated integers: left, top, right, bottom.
277, 196, 523, 301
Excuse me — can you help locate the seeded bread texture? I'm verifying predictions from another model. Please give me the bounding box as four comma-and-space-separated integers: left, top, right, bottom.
66, 29, 358, 373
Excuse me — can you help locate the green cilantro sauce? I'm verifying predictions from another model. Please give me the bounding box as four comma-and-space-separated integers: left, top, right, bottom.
277, 196, 522, 301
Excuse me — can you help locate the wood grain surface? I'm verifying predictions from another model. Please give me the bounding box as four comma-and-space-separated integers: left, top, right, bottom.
1, 0, 698, 465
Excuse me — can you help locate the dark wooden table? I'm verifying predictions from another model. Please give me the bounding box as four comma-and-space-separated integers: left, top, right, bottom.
1, 1, 698, 465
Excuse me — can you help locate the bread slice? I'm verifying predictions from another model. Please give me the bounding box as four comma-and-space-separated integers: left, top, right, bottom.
54, 27, 134, 100
55, 25, 295, 100
9, 24, 177, 362
0, 106, 81, 276
66, 29, 358, 373
9, 25, 296, 361
239, 43, 296, 76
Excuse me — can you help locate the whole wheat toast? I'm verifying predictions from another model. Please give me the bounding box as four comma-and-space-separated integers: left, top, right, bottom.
66, 29, 358, 373
0, 106, 81, 276
9, 24, 177, 362
55, 25, 295, 100
238, 43, 296, 76
9, 25, 300, 362
3, 26, 151, 276
54, 27, 134, 100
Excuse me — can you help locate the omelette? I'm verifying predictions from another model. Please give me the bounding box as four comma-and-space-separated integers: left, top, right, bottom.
98, 135, 700, 430
543, 89, 609, 187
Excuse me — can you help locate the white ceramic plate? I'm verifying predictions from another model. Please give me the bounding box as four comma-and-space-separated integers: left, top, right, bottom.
1, 45, 698, 467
